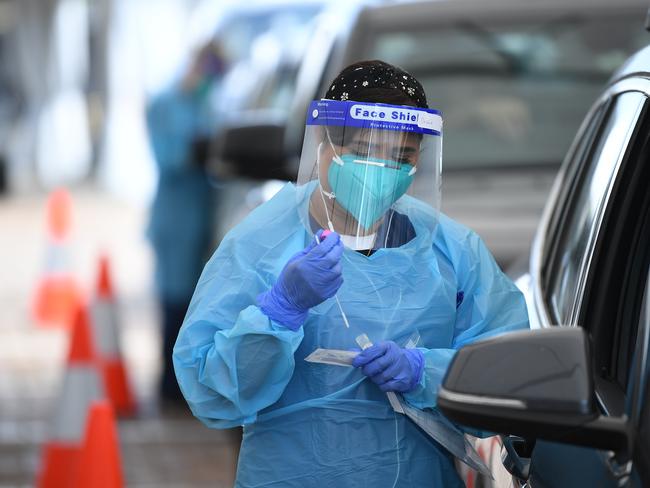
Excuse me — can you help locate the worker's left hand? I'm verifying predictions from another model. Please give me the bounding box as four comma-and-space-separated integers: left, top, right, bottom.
352, 341, 424, 393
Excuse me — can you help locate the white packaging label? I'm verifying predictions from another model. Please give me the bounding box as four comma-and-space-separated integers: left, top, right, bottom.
417, 112, 443, 132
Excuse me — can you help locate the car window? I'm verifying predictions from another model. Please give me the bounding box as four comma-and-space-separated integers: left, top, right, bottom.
545, 92, 646, 325
540, 99, 609, 280
363, 15, 647, 170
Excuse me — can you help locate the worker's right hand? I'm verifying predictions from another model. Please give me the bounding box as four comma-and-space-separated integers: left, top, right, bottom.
257, 230, 344, 330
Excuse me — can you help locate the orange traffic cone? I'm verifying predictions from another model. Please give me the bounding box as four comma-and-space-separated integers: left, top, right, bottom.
33, 188, 83, 329
74, 401, 124, 488
92, 254, 137, 417
37, 302, 105, 488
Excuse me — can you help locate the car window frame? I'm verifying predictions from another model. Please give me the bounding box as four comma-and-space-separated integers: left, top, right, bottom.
533, 79, 650, 325
538, 98, 610, 316
548, 92, 646, 326
577, 89, 650, 415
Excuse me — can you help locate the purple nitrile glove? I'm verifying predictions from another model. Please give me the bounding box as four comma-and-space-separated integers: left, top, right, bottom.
352, 341, 424, 393
257, 230, 344, 331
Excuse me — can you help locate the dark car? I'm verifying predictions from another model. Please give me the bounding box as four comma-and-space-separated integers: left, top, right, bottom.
220, 0, 648, 268
439, 40, 650, 487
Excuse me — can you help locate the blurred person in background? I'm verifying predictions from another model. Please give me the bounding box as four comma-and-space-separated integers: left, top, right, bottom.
173, 60, 529, 486
146, 39, 226, 405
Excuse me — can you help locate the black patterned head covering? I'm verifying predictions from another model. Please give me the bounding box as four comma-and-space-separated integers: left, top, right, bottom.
324, 60, 428, 108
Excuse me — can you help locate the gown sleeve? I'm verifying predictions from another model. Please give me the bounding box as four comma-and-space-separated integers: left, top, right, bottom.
172, 234, 304, 429
403, 227, 530, 412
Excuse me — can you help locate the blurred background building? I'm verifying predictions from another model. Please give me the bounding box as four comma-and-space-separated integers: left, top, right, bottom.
0, 0, 647, 485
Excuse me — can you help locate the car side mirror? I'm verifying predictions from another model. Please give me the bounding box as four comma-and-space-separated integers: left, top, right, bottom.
438, 328, 632, 454
216, 119, 292, 180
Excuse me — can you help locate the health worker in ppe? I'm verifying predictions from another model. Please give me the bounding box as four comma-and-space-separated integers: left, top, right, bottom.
173, 60, 529, 487
147, 40, 226, 403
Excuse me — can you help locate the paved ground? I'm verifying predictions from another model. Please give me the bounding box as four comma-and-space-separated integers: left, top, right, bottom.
0, 187, 240, 487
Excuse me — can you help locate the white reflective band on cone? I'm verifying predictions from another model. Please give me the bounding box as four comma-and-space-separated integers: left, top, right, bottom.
51, 367, 104, 442
91, 300, 121, 357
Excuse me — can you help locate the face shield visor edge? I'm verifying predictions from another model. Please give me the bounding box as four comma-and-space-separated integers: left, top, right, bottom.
296, 99, 443, 251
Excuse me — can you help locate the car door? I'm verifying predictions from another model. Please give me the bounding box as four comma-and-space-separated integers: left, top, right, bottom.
518, 77, 650, 487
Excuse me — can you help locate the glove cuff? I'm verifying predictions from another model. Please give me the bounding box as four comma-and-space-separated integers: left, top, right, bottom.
257, 287, 308, 331
405, 349, 425, 392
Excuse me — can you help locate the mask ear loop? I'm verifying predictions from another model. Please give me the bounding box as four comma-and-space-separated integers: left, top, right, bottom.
384, 210, 395, 248
316, 133, 340, 232
325, 128, 345, 167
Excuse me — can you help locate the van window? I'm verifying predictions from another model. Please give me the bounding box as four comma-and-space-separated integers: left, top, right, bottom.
365, 15, 647, 170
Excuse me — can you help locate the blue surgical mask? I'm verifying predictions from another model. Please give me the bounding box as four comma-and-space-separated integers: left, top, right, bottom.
327, 153, 415, 230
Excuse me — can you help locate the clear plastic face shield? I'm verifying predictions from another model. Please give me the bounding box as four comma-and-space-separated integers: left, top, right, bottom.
296, 100, 442, 250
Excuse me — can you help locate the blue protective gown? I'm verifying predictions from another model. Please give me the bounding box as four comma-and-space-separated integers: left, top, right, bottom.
174, 183, 529, 487
146, 87, 217, 302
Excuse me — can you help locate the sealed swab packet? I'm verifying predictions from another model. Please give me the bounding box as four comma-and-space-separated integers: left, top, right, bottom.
305, 348, 358, 367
